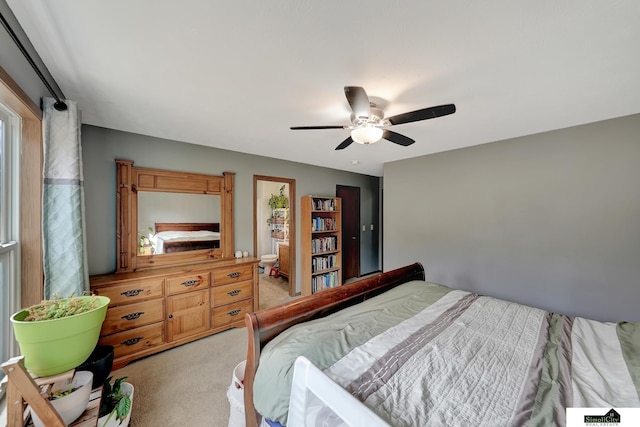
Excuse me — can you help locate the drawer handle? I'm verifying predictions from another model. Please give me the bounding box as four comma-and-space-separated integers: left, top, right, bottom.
227, 289, 241, 297
121, 311, 144, 321
227, 271, 241, 279
227, 309, 242, 317
121, 289, 143, 297
181, 278, 202, 287
122, 337, 143, 346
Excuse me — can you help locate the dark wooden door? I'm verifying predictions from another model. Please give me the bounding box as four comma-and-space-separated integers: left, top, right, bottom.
337, 185, 360, 282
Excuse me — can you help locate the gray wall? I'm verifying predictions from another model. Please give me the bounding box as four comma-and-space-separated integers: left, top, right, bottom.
384, 113, 640, 322
0, 1, 59, 105
82, 125, 380, 291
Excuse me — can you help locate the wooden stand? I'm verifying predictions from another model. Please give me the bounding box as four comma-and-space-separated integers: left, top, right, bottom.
1, 357, 101, 427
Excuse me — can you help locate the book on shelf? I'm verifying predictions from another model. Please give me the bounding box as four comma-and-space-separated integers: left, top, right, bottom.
312, 217, 336, 232
311, 254, 338, 272
311, 236, 337, 253
312, 198, 336, 211
311, 270, 339, 293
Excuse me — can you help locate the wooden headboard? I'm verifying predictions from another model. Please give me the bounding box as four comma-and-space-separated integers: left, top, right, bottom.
154, 222, 220, 233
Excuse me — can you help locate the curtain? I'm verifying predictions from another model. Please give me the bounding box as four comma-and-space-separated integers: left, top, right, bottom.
42, 97, 89, 298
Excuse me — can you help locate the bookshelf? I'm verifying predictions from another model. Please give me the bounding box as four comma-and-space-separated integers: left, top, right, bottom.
301, 196, 342, 295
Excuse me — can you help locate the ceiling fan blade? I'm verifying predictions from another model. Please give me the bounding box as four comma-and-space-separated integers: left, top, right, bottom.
335, 136, 354, 150
387, 104, 456, 126
344, 86, 371, 120
290, 125, 346, 130
382, 130, 415, 146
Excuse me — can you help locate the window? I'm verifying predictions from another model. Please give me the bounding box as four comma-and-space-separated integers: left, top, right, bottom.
0, 102, 20, 389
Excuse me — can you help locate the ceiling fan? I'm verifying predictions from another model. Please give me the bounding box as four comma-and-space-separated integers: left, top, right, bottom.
290, 86, 456, 150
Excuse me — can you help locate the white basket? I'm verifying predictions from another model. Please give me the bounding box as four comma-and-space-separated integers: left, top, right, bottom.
227, 360, 246, 427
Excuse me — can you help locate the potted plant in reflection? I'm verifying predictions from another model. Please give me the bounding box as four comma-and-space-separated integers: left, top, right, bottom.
138, 225, 155, 255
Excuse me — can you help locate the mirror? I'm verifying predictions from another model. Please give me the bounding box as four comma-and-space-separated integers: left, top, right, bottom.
137, 193, 221, 255
115, 159, 235, 272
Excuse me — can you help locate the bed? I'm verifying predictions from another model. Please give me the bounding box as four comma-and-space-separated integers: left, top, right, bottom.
243, 263, 640, 427
151, 222, 220, 254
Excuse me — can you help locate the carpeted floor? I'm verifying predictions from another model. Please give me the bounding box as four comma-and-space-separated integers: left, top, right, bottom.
111, 327, 247, 426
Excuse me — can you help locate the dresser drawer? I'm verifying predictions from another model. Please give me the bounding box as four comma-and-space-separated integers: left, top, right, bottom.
99, 322, 165, 358
211, 280, 253, 307
211, 299, 253, 328
166, 271, 210, 295
213, 264, 253, 286
93, 278, 164, 306
101, 299, 165, 336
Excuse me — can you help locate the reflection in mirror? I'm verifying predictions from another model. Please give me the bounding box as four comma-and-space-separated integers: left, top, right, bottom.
137, 192, 221, 256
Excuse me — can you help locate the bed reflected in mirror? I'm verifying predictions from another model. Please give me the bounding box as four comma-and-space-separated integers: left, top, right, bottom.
137, 192, 221, 256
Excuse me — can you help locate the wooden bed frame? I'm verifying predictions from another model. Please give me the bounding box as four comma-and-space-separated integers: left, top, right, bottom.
154, 222, 220, 253
243, 262, 425, 427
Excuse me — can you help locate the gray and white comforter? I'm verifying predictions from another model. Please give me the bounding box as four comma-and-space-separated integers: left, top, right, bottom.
253, 281, 640, 426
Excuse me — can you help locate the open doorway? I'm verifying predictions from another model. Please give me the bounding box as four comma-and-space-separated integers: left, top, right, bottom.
253, 175, 296, 310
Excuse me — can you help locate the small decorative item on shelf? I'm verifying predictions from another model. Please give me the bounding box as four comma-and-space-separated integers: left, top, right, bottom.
30, 370, 94, 427
235, 250, 242, 258
10, 294, 110, 376
243, 251, 249, 257
99, 376, 134, 427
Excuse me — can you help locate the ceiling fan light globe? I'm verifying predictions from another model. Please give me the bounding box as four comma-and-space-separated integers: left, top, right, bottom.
351, 126, 383, 144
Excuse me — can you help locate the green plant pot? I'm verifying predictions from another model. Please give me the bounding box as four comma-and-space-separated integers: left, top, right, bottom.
11, 296, 110, 377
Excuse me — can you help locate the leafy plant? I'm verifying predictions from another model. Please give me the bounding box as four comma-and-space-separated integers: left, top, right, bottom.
23, 294, 99, 321
268, 185, 289, 209
49, 384, 76, 400
100, 376, 132, 424
138, 226, 154, 247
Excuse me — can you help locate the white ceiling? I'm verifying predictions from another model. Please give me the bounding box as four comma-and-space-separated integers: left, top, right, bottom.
7, 1, 640, 176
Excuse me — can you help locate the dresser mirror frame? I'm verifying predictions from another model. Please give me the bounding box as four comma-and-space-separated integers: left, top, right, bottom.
116, 159, 235, 272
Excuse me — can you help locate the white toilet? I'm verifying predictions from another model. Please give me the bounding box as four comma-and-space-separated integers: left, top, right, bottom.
260, 254, 278, 269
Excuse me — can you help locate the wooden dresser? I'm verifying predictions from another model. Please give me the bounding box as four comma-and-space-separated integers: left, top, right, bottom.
90, 257, 258, 369
277, 241, 290, 279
